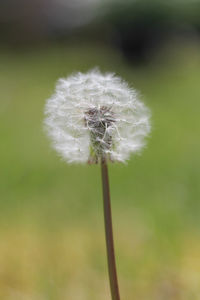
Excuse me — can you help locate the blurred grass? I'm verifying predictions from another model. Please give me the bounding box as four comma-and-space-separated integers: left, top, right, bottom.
0, 41, 200, 299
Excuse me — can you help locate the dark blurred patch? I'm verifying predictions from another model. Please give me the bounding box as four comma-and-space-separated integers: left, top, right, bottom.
105, 0, 200, 63
1, 0, 200, 63
0, 0, 49, 44
0, 0, 98, 45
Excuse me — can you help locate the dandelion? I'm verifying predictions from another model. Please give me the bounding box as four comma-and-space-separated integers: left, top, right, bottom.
44, 69, 151, 300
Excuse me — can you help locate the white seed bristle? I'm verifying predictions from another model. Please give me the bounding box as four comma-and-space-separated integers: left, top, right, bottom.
44, 69, 151, 164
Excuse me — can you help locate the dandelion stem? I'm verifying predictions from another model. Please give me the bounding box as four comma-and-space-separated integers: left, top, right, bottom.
101, 160, 120, 300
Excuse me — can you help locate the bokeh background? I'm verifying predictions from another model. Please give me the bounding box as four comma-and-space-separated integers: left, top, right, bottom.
1, 0, 200, 299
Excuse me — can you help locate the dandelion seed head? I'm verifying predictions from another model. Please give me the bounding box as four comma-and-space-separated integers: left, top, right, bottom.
44, 69, 151, 164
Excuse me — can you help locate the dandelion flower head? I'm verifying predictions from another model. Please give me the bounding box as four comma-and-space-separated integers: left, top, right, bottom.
44, 69, 151, 164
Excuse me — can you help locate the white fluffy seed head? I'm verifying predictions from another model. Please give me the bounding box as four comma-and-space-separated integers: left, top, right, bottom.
44, 69, 151, 164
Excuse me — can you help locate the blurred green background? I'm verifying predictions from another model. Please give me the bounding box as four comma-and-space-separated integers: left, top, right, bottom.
1, 1, 200, 299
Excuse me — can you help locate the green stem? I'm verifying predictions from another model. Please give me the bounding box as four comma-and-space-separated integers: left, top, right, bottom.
101, 160, 121, 300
